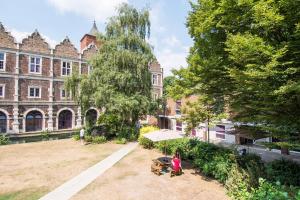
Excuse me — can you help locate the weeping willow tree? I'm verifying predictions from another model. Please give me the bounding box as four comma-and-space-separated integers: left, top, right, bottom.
65, 3, 154, 136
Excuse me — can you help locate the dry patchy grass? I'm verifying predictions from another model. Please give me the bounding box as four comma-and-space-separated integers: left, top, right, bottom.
0, 139, 123, 199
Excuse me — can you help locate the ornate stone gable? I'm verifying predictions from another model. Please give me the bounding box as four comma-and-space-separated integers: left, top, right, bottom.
0, 22, 17, 49
82, 43, 98, 60
54, 37, 79, 59
149, 60, 162, 72
20, 30, 51, 54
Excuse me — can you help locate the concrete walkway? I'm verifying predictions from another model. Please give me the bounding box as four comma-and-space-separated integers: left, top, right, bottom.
40, 142, 138, 200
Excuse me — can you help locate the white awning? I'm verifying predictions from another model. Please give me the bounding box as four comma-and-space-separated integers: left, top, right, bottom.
143, 129, 184, 142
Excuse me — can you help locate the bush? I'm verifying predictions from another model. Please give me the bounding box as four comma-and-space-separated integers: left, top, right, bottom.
138, 136, 154, 149
249, 179, 300, 200
152, 137, 300, 199
92, 136, 107, 144
115, 138, 127, 144
138, 125, 159, 149
84, 135, 93, 143
0, 134, 9, 145
41, 130, 50, 140
72, 134, 80, 141
266, 159, 300, 186
140, 125, 159, 135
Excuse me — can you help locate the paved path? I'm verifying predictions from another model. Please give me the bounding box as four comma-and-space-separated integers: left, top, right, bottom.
40, 142, 138, 200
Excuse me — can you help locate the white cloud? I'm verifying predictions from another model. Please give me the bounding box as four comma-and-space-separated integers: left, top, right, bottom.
163, 35, 181, 47
47, 0, 127, 22
149, 2, 166, 34
156, 48, 188, 77
9, 29, 57, 49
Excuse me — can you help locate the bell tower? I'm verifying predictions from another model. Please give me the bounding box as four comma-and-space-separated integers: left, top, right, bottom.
80, 21, 100, 51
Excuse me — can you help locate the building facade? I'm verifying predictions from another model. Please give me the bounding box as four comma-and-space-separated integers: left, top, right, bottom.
0, 22, 163, 134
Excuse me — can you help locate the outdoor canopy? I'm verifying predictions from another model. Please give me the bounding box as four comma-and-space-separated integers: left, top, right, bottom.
143, 129, 184, 142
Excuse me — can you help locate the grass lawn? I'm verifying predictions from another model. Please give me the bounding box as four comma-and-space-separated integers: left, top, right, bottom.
0, 139, 124, 200
72, 146, 229, 200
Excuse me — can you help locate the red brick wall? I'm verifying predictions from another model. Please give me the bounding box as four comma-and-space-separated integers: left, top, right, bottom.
19, 32, 51, 55
53, 59, 61, 77
0, 27, 17, 49
81, 63, 88, 75
19, 54, 28, 75
166, 95, 198, 116
54, 38, 79, 59
80, 35, 96, 51
53, 81, 64, 101
0, 78, 14, 100
5, 53, 16, 73
42, 58, 51, 77
19, 79, 49, 101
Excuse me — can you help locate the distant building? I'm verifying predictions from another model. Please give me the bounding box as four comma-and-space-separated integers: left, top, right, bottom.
0, 21, 163, 134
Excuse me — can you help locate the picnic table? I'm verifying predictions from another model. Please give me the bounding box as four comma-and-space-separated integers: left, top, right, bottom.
151, 157, 171, 175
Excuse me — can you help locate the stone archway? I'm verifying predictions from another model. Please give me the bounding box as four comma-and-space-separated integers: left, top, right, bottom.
0, 111, 7, 133
25, 110, 43, 132
85, 109, 98, 126
58, 110, 73, 130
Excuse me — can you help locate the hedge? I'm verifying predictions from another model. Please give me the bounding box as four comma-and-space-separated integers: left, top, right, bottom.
146, 138, 300, 200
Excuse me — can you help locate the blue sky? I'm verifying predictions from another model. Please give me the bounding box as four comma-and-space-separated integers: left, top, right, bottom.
0, 0, 192, 76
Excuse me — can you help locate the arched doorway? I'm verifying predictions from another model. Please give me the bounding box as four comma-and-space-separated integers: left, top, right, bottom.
0, 111, 7, 133
86, 109, 98, 126
58, 110, 73, 129
26, 111, 43, 132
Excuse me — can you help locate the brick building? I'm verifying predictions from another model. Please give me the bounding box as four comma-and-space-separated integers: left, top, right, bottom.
0, 22, 163, 134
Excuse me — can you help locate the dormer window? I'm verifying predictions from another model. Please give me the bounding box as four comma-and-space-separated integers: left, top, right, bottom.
29, 56, 41, 74
62, 61, 71, 76
0, 52, 6, 71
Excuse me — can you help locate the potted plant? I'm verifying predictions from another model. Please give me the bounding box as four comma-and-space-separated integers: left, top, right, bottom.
276, 142, 293, 155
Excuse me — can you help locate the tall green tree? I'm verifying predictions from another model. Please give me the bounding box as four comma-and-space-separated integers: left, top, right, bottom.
66, 3, 154, 135
171, 0, 300, 138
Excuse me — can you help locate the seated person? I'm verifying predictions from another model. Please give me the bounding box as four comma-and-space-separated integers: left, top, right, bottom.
171, 155, 182, 176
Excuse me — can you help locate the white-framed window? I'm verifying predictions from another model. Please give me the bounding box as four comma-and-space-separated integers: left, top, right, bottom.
175, 100, 181, 115
152, 74, 158, 85
0, 84, 5, 97
29, 56, 42, 74
61, 61, 72, 76
0, 52, 6, 71
60, 88, 71, 100
28, 86, 41, 98
61, 89, 66, 99
88, 65, 93, 74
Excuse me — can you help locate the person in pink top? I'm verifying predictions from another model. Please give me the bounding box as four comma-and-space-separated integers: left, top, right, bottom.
171, 151, 182, 177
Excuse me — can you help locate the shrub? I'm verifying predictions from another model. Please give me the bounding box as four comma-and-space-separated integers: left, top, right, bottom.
140, 125, 159, 135
92, 136, 107, 144
41, 130, 50, 140
266, 159, 300, 186
154, 138, 191, 158
138, 125, 159, 149
115, 138, 127, 144
225, 164, 252, 199
0, 134, 9, 145
84, 135, 93, 143
249, 179, 300, 200
72, 134, 80, 141
138, 136, 154, 149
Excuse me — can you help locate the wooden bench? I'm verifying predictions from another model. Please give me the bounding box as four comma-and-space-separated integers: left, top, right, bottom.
151, 159, 164, 175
